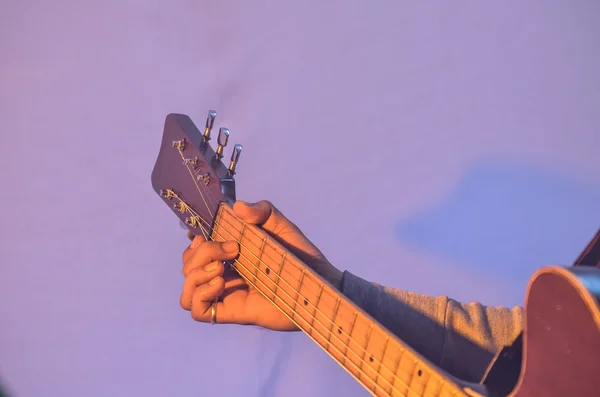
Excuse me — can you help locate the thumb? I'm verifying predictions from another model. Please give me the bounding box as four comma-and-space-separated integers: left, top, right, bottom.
232, 200, 324, 259
232, 200, 297, 236
233, 200, 339, 286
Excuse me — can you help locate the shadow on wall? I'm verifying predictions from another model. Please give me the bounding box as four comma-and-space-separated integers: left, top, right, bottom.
395, 162, 600, 286
256, 331, 292, 397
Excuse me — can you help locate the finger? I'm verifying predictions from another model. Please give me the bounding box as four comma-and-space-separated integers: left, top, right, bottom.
182, 235, 206, 266
182, 240, 239, 276
187, 230, 195, 241
180, 262, 225, 310
190, 277, 227, 322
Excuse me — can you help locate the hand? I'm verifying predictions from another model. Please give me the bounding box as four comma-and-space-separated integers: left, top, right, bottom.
180, 200, 343, 331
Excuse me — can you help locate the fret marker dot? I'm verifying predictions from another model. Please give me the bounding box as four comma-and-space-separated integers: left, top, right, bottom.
303, 299, 308, 306
337, 326, 342, 334
369, 356, 374, 363
266, 267, 270, 275
417, 370, 422, 377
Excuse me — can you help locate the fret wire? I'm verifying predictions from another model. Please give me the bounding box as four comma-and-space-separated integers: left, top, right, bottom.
274, 252, 286, 298
238, 222, 250, 279
408, 359, 418, 391
355, 323, 373, 382
392, 348, 405, 391
361, 323, 375, 371
375, 336, 391, 394
327, 297, 341, 348
292, 269, 307, 320
344, 311, 359, 371
314, 284, 325, 315
257, 237, 267, 277
309, 283, 325, 335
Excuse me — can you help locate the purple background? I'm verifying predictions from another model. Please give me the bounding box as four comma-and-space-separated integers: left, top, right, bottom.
1, 1, 599, 396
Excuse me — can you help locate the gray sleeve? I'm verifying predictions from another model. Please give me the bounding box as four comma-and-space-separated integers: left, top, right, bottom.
340, 270, 523, 382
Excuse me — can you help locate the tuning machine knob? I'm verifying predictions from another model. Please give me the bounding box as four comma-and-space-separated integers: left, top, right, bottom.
183, 157, 198, 167
172, 138, 186, 151
215, 127, 229, 159
228, 144, 243, 176
203, 110, 217, 142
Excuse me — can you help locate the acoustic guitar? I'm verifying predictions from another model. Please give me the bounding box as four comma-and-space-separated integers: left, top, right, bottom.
151, 111, 600, 397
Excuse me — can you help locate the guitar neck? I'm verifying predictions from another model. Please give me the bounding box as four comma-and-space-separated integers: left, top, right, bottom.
211, 203, 469, 397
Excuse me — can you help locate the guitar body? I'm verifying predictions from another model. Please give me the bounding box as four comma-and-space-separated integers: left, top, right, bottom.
510, 266, 600, 397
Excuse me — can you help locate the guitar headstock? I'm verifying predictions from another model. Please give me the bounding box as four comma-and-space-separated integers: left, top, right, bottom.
151, 111, 243, 238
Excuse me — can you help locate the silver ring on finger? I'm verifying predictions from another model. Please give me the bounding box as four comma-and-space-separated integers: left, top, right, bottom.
210, 299, 218, 325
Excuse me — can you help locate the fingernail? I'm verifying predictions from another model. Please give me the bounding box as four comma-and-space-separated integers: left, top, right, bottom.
222, 241, 238, 253
209, 277, 220, 285
204, 262, 218, 271
191, 237, 202, 249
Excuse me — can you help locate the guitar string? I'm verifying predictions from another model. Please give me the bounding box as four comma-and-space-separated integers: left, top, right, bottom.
173, 147, 455, 396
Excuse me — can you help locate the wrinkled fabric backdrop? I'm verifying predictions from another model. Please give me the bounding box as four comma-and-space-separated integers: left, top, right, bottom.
1, 1, 599, 396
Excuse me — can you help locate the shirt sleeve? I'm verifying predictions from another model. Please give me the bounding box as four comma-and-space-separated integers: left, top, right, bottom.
340, 270, 523, 382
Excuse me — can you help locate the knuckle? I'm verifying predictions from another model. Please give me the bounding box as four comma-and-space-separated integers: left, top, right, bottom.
182, 246, 193, 264
186, 268, 206, 286
182, 274, 193, 289
182, 262, 197, 277
204, 241, 221, 253
182, 262, 200, 277
184, 243, 213, 269
257, 200, 273, 209
190, 307, 206, 322
180, 297, 191, 311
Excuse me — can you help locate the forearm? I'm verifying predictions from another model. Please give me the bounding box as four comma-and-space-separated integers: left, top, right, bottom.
340, 271, 523, 382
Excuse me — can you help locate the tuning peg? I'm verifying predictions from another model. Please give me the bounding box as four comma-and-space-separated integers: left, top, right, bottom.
172, 138, 186, 151
228, 144, 243, 176
215, 127, 229, 159
183, 157, 198, 167
203, 110, 217, 142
